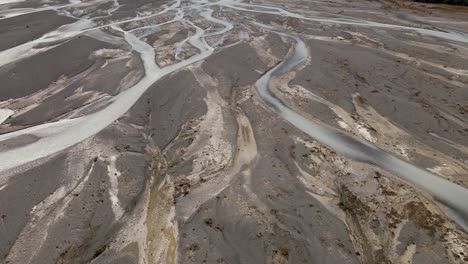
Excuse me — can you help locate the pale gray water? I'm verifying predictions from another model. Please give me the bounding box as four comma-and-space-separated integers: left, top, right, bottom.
0, 0, 467, 230
254, 22, 468, 231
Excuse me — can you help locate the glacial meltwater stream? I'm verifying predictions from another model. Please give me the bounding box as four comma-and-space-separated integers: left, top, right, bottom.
0, 0, 467, 230
254, 22, 468, 231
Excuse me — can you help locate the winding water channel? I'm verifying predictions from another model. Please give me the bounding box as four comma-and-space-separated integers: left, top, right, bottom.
0, 0, 467, 231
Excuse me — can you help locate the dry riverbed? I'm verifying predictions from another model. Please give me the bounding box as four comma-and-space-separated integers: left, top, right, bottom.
0, 0, 467, 263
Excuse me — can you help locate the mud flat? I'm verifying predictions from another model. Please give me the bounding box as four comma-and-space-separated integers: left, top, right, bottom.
0, 0, 467, 263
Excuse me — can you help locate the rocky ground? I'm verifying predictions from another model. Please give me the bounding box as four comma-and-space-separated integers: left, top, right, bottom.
0, 0, 467, 263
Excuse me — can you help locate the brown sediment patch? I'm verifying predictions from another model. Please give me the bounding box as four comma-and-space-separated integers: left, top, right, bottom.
272, 245, 289, 264
146, 162, 177, 264
403, 201, 445, 236
175, 104, 255, 216
56, 245, 80, 264
241, 125, 251, 144
338, 185, 371, 219
171, 74, 257, 219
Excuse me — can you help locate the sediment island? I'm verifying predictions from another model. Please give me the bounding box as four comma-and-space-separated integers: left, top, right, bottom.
0, 0, 467, 263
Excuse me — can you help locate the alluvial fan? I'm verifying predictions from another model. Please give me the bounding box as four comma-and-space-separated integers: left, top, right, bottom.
0, 0, 467, 263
